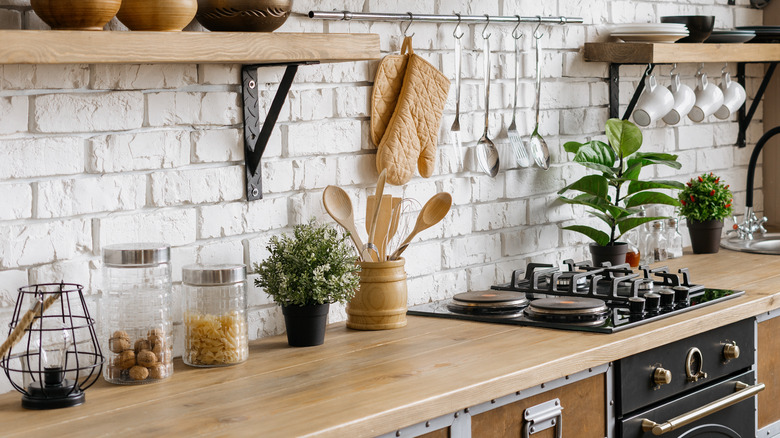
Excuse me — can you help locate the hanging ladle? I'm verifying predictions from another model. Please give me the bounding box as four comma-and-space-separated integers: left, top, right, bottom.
528, 18, 550, 170
475, 15, 500, 177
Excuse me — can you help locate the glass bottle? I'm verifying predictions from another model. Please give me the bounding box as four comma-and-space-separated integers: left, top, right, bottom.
666, 218, 684, 259
182, 264, 249, 367
102, 243, 173, 385
636, 207, 654, 266
649, 221, 669, 263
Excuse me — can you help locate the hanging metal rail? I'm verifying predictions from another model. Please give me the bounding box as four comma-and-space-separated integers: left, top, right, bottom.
308, 11, 583, 25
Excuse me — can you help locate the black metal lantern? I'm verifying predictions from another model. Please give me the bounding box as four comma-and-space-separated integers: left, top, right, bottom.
0, 283, 104, 409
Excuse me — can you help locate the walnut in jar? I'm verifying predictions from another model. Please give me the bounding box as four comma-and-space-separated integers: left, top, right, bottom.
129, 365, 149, 381
109, 337, 131, 353
136, 350, 157, 367
117, 350, 136, 369
148, 364, 167, 380
134, 339, 151, 353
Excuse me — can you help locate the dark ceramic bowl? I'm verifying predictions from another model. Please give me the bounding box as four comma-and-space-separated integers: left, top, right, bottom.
660, 16, 715, 43
196, 0, 292, 32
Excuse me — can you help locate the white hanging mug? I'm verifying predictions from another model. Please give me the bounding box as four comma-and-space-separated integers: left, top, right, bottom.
714, 71, 746, 120
633, 74, 674, 127
662, 72, 695, 125
688, 72, 724, 123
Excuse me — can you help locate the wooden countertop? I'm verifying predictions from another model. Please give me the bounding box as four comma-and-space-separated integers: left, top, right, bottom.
0, 250, 778, 437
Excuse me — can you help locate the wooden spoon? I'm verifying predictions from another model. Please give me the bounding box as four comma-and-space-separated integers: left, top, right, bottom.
322, 185, 364, 255
366, 169, 387, 262
389, 192, 453, 261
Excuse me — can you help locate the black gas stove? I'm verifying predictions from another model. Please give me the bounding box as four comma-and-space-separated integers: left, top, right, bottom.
407, 260, 744, 333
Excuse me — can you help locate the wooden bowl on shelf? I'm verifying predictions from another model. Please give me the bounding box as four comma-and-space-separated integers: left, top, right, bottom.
116, 0, 198, 31
196, 0, 293, 32
31, 0, 122, 31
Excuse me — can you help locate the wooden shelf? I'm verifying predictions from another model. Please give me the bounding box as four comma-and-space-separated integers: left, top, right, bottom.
0, 30, 380, 65
585, 42, 780, 64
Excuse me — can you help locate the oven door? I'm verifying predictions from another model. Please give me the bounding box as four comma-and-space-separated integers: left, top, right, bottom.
620, 370, 762, 438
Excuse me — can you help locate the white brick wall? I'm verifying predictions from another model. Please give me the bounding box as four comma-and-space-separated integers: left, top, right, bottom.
0, 0, 766, 394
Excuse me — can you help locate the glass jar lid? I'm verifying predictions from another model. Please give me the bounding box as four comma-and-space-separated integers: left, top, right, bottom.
103, 243, 170, 267
182, 264, 247, 286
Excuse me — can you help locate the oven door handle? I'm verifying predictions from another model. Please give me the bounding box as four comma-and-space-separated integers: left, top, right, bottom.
641, 381, 764, 436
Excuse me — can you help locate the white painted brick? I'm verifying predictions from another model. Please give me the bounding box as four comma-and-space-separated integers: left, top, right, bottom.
402, 241, 441, 277
430, 270, 468, 300
337, 154, 376, 186
29, 261, 91, 289
505, 166, 566, 199
1, 65, 88, 89
442, 234, 501, 269
198, 64, 241, 85
170, 246, 197, 283
561, 108, 609, 135
150, 166, 244, 206
96, 209, 196, 249
286, 119, 362, 157
244, 196, 289, 233
529, 194, 575, 225
89, 131, 189, 173
0, 269, 27, 308
474, 200, 527, 231
334, 86, 371, 118
466, 264, 499, 291
678, 125, 716, 150
540, 82, 590, 109
440, 206, 472, 238
263, 160, 295, 193
147, 92, 240, 126
37, 174, 146, 218
91, 64, 197, 89
0, 137, 84, 179
0, 96, 27, 134
197, 239, 245, 265
247, 305, 285, 339
35, 92, 143, 133
473, 174, 506, 202
191, 129, 242, 163
0, 183, 32, 220
696, 147, 733, 172
406, 274, 436, 305
289, 191, 329, 225
296, 157, 338, 189
198, 203, 245, 239
288, 88, 334, 121
0, 219, 91, 269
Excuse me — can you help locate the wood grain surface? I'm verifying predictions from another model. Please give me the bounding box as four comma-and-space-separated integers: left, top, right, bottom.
584, 42, 780, 64
758, 314, 780, 428
0, 30, 380, 65
0, 250, 777, 437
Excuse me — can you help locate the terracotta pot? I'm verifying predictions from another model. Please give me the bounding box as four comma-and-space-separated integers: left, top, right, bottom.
687, 219, 724, 254
196, 0, 293, 32
347, 258, 407, 330
589, 242, 629, 267
117, 0, 198, 31
31, 0, 122, 31
281, 303, 329, 347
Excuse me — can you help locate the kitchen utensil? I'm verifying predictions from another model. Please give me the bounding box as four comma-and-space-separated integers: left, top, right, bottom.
117, 0, 197, 31
366, 194, 393, 261
632, 72, 674, 127
475, 20, 500, 177
528, 27, 550, 170
660, 15, 715, 43
449, 17, 465, 170
31, 0, 122, 31
662, 65, 695, 125
322, 186, 365, 256
366, 169, 387, 262
508, 21, 531, 168
715, 69, 746, 120
196, 0, 292, 32
389, 192, 453, 260
384, 196, 408, 259
704, 30, 756, 44
689, 69, 724, 122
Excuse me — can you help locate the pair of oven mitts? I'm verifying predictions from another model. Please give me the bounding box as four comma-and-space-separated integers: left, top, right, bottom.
371, 36, 450, 186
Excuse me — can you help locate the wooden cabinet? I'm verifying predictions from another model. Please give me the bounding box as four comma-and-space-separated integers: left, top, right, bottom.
757, 311, 780, 434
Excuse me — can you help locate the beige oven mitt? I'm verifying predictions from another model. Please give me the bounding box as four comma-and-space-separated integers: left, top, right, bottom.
375, 40, 450, 185
371, 36, 413, 147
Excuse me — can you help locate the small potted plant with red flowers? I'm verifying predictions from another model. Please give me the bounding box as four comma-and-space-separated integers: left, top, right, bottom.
678, 173, 733, 254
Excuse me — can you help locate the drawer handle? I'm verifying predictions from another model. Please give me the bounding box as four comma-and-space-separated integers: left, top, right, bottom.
641, 381, 765, 435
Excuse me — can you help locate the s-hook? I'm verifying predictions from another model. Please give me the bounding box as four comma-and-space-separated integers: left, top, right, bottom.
453, 12, 464, 39
534, 15, 543, 39
482, 14, 491, 39
512, 14, 523, 40
403, 12, 415, 37
670, 63, 678, 76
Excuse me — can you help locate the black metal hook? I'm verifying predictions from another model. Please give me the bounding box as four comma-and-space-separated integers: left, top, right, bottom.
512, 15, 523, 39
453, 13, 464, 39
403, 12, 415, 37
481, 14, 491, 39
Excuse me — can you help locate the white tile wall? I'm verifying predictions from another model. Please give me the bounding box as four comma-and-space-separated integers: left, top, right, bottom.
0, 0, 766, 394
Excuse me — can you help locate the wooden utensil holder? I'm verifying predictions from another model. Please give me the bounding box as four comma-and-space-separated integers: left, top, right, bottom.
347, 258, 407, 330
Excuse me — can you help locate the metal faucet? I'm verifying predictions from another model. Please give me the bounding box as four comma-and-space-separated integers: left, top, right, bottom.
731, 126, 780, 240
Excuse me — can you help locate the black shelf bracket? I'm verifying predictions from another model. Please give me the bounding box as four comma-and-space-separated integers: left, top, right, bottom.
241, 61, 318, 201
737, 61, 777, 148
609, 63, 655, 121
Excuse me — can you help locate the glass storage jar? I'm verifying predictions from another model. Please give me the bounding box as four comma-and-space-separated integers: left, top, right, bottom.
101, 243, 173, 385
182, 264, 248, 367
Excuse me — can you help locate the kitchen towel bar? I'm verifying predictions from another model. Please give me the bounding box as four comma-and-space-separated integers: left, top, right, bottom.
308, 11, 583, 26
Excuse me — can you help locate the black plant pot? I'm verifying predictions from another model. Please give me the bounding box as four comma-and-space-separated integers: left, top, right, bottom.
687, 219, 723, 254
589, 242, 629, 267
281, 303, 329, 347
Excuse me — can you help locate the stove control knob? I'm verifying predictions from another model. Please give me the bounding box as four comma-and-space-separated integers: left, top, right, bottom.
644, 293, 660, 312
629, 297, 646, 314
672, 286, 689, 304
723, 342, 740, 361
659, 289, 675, 309
653, 367, 672, 386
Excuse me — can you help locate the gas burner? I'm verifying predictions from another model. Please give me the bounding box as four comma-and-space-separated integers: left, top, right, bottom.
524, 297, 610, 326
447, 290, 528, 317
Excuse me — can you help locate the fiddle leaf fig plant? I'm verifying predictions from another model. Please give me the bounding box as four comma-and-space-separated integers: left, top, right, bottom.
558, 119, 685, 246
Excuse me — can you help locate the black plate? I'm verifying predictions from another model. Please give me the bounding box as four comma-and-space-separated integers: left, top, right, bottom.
736, 26, 780, 43
705, 30, 756, 43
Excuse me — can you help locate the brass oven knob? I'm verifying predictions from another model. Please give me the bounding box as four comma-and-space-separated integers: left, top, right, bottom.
723, 342, 740, 361
654, 367, 672, 385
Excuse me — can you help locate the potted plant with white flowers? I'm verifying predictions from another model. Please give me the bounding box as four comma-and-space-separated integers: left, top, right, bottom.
253, 219, 360, 347
558, 119, 685, 266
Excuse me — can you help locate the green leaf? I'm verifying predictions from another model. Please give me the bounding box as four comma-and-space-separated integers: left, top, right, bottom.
589, 210, 615, 226
616, 216, 667, 237
624, 191, 681, 208
627, 180, 686, 195
607, 205, 635, 220
605, 118, 643, 158
631, 152, 682, 169
572, 140, 616, 168
623, 158, 643, 180
558, 194, 609, 212
564, 141, 585, 154
562, 225, 611, 246
557, 174, 608, 197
